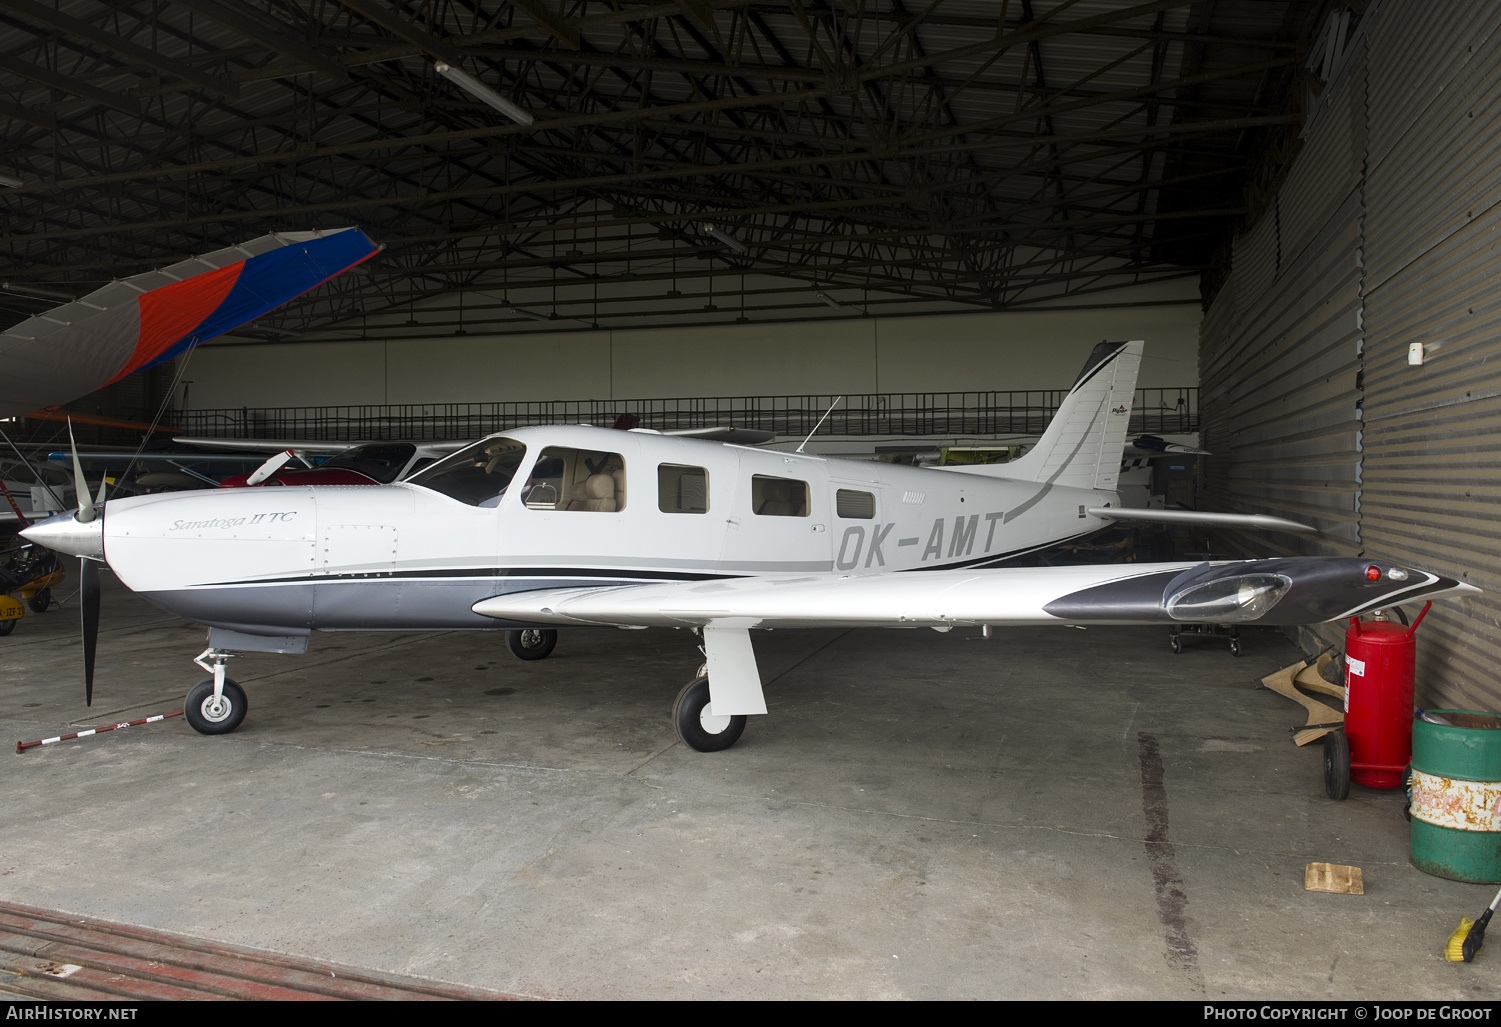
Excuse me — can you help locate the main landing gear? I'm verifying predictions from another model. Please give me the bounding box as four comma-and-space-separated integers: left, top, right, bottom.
185, 648, 247, 735
508, 628, 557, 661
673, 667, 747, 752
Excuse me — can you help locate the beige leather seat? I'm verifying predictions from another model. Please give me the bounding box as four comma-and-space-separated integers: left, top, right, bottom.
567, 473, 618, 512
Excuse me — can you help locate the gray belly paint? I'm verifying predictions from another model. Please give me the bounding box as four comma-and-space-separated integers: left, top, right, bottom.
141, 574, 678, 634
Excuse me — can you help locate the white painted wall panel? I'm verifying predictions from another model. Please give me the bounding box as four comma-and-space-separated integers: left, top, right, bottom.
874, 301, 1200, 393
385, 332, 611, 404
187, 282, 1202, 410
611, 319, 877, 397
187, 341, 386, 409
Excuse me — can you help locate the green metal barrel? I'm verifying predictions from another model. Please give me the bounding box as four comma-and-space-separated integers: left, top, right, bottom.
1410, 710, 1501, 883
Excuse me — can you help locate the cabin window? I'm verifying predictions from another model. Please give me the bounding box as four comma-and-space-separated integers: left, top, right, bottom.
406, 437, 526, 507
659, 464, 709, 513
836, 489, 875, 519
751, 474, 809, 517
524, 447, 626, 512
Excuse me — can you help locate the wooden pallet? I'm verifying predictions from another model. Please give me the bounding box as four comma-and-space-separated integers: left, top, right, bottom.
0, 900, 523, 1001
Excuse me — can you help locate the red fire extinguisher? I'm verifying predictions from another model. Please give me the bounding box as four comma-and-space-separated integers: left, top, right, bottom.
1324, 598, 1432, 799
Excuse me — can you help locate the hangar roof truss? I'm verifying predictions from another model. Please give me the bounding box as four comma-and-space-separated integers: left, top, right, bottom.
0, 0, 1333, 339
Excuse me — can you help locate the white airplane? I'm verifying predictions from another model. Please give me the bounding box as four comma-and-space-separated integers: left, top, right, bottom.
21, 342, 1479, 752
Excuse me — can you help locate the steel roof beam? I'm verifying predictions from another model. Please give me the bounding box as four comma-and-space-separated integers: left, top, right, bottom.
169, 0, 353, 82
4, 0, 239, 98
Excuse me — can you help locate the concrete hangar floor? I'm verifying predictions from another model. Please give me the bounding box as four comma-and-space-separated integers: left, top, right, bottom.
1, 571, 1496, 1001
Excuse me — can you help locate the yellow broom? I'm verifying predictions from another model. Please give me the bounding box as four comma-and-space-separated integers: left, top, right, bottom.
1446, 885, 1501, 962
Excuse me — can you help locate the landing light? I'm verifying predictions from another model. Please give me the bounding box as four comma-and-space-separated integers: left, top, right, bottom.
1166, 573, 1291, 623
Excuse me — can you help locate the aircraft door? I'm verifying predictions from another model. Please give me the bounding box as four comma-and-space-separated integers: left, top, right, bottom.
718, 451, 833, 573
508, 437, 643, 573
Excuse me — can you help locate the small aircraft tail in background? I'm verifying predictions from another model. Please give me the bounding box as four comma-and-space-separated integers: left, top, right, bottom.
955, 339, 1143, 492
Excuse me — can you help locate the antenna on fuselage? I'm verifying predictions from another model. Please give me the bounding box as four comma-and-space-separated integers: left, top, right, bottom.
796, 396, 842, 454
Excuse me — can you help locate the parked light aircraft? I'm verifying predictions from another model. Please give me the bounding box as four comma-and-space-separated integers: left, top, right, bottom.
21, 342, 1479, 752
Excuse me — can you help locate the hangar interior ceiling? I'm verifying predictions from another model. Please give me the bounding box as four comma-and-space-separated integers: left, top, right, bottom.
0, 0, 1336, 345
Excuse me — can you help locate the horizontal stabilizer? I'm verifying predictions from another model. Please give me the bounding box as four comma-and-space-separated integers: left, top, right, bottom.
1086, 508, 1316, 533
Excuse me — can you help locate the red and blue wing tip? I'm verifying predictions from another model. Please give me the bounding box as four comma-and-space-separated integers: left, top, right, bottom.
106, 228, 378, 386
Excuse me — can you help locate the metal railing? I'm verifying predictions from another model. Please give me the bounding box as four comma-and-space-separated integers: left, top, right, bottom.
177, 387, 1198, 441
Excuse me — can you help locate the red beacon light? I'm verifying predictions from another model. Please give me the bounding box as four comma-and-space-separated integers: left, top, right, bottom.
1366, 564, 1382, 581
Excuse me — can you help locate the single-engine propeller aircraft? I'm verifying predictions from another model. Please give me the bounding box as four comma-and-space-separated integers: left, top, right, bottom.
21, 342, 1479, 752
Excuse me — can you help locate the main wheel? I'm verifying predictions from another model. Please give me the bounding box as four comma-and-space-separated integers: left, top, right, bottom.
1170, 634, 1182, 654
184, 678, 248, 735
674, 676, 746, 753
1323, 729, 1351, 800
1230, 637, 1242, 657
27, 588, 51, 613
508, 628, 557, 661
0, 617, 14, 636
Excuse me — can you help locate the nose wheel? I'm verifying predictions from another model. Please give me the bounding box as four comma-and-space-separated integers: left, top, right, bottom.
185, 677, 247, 734
185, 648, 247, 735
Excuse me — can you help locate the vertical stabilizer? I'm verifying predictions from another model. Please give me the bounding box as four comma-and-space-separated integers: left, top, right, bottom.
970, 340, 1142, 490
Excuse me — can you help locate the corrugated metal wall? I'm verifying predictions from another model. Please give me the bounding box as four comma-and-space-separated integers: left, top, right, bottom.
1359, 1, 1501, 712
1200, 47, 1367, 571
1202, 0, 1501, 712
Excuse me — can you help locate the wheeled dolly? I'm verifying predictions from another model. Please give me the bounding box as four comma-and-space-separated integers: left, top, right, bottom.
1170, 622, 1242, 656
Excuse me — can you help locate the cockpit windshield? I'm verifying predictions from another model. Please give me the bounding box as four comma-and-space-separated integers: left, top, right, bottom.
319, 443, 417, 484
405, 437, 527, 507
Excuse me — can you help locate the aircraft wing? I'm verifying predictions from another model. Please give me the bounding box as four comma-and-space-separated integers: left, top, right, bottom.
1085, 507, 1318, 533
50, 449, 264, 464
473, 558, 1476, 631
0, 228, 379, 419
174, 437, 359, 454
174, 438, 472, 454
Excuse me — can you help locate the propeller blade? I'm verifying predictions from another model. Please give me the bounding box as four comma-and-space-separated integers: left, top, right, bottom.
81, 557, 99, 706
68, 419, 95, 524
95, 475, 107, 507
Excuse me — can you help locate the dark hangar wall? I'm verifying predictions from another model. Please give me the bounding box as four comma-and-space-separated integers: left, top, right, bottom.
1201, 0, 1501, 713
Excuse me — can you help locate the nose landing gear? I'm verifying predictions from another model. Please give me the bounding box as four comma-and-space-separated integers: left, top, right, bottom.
185, 648, 247, 734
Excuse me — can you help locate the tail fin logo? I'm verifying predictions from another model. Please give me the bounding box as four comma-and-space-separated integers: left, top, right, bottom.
1111, 403, 1129, 416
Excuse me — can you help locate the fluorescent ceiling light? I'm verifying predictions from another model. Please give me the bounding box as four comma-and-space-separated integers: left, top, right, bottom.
433, 61, 534, 126
817, 291, 843, 309
700, 222, 747, 254
512, 306, 554, 321
0, 172, 24, 189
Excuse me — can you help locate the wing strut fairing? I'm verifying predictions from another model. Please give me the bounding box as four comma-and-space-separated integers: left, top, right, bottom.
0, 228, 379, 418
702, 621, 768, 716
